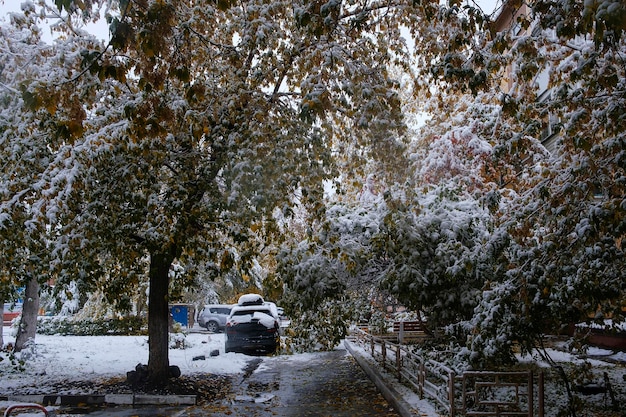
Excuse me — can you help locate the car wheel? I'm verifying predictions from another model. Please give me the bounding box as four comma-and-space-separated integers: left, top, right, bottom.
206, 321, 219, 333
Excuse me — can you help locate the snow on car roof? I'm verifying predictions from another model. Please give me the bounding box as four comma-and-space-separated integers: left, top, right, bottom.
237, 293, 264, 305
230, 304, 273, 314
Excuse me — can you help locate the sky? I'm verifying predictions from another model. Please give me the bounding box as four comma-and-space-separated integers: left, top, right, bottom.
0, 1, 110, 42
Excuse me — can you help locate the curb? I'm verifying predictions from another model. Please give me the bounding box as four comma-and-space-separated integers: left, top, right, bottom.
344, 339, 417, 417
0, 394, 196, 406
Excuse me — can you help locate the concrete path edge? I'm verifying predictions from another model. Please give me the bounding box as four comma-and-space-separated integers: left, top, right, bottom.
344, 339, 416, 417
0, 394, 196, 406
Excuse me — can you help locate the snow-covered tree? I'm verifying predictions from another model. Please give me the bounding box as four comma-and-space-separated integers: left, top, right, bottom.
378, 101, 503, 331
2, 0, 622, 383
1, 0, 412, 384
0, 4, 76, 352
276, 173, 392, 349
456, 0, 626, 366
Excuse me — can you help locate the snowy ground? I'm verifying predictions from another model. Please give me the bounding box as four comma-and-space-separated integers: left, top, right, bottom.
0, 325, 246, 394
0, 324, 252, 417
0, 325, 439, 416
2, 324, 625, 417
517, 344, 626, 416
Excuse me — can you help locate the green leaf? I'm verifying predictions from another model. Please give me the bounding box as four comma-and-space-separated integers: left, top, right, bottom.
54, 0, 72, 13
216, 0, 234, 12
110, 20, 132, 51
21, 89, 40, 111
119, 0, 130, 12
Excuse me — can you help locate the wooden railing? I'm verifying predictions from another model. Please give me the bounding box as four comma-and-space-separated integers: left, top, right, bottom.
392, 320, 429, 344
349, 327, 544, 417
457, 371, 544, 416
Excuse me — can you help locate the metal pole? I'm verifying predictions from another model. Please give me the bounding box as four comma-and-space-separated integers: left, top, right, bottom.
4, 404, 49, 417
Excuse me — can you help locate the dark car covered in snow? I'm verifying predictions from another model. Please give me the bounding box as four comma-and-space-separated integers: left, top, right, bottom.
225, 295, 280, 354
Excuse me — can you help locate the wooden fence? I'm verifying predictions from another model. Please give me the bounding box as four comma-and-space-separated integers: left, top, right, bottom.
392, 320, 430, 344
350, 327, 544, 417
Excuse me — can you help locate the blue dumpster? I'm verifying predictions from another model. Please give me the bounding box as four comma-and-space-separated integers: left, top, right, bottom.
170, 304, 189, 327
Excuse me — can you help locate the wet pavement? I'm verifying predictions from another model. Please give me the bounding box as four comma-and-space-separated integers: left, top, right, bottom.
53, 407, 187, 416
58, 348, 400, 417
198, 348, 401, 417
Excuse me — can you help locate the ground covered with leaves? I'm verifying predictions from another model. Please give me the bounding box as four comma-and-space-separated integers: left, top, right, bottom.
19, 374, 233, 405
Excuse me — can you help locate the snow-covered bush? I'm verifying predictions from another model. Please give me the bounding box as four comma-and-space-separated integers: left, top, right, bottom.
380, 183, 496, 335
0, 349, 26, 372
367, 310, 388, 335
283, 297, 354, 353
169, 332, 190, 350
37, 316, 147, 336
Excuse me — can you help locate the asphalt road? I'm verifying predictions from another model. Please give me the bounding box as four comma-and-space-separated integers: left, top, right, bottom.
69, 348, 400, 417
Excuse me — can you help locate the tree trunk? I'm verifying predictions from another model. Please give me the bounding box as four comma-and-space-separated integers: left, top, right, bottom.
147, 251, 174, 386
14, 276, 40, 352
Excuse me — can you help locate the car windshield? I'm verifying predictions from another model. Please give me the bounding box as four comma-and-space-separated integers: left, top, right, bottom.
232, 308, 271, 317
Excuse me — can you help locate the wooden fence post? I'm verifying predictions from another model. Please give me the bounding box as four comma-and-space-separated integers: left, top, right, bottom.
399, 321, 405, 344
396, 348, 402, 382
539, 371, 544, 417
382, 342, 387, 370
528, 370, 533, 417
419, 361, 425, 399
449, 370, 456, 417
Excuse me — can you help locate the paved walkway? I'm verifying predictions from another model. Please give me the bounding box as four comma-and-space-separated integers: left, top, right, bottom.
184, 347, 401, 417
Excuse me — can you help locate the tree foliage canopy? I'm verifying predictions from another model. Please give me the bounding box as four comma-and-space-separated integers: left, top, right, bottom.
1, 0, 625, 374
1, 0, 410, 381
278, 0, 626, 365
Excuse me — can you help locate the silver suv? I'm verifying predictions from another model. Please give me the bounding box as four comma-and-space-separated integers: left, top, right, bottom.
197, 304, 233, 332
